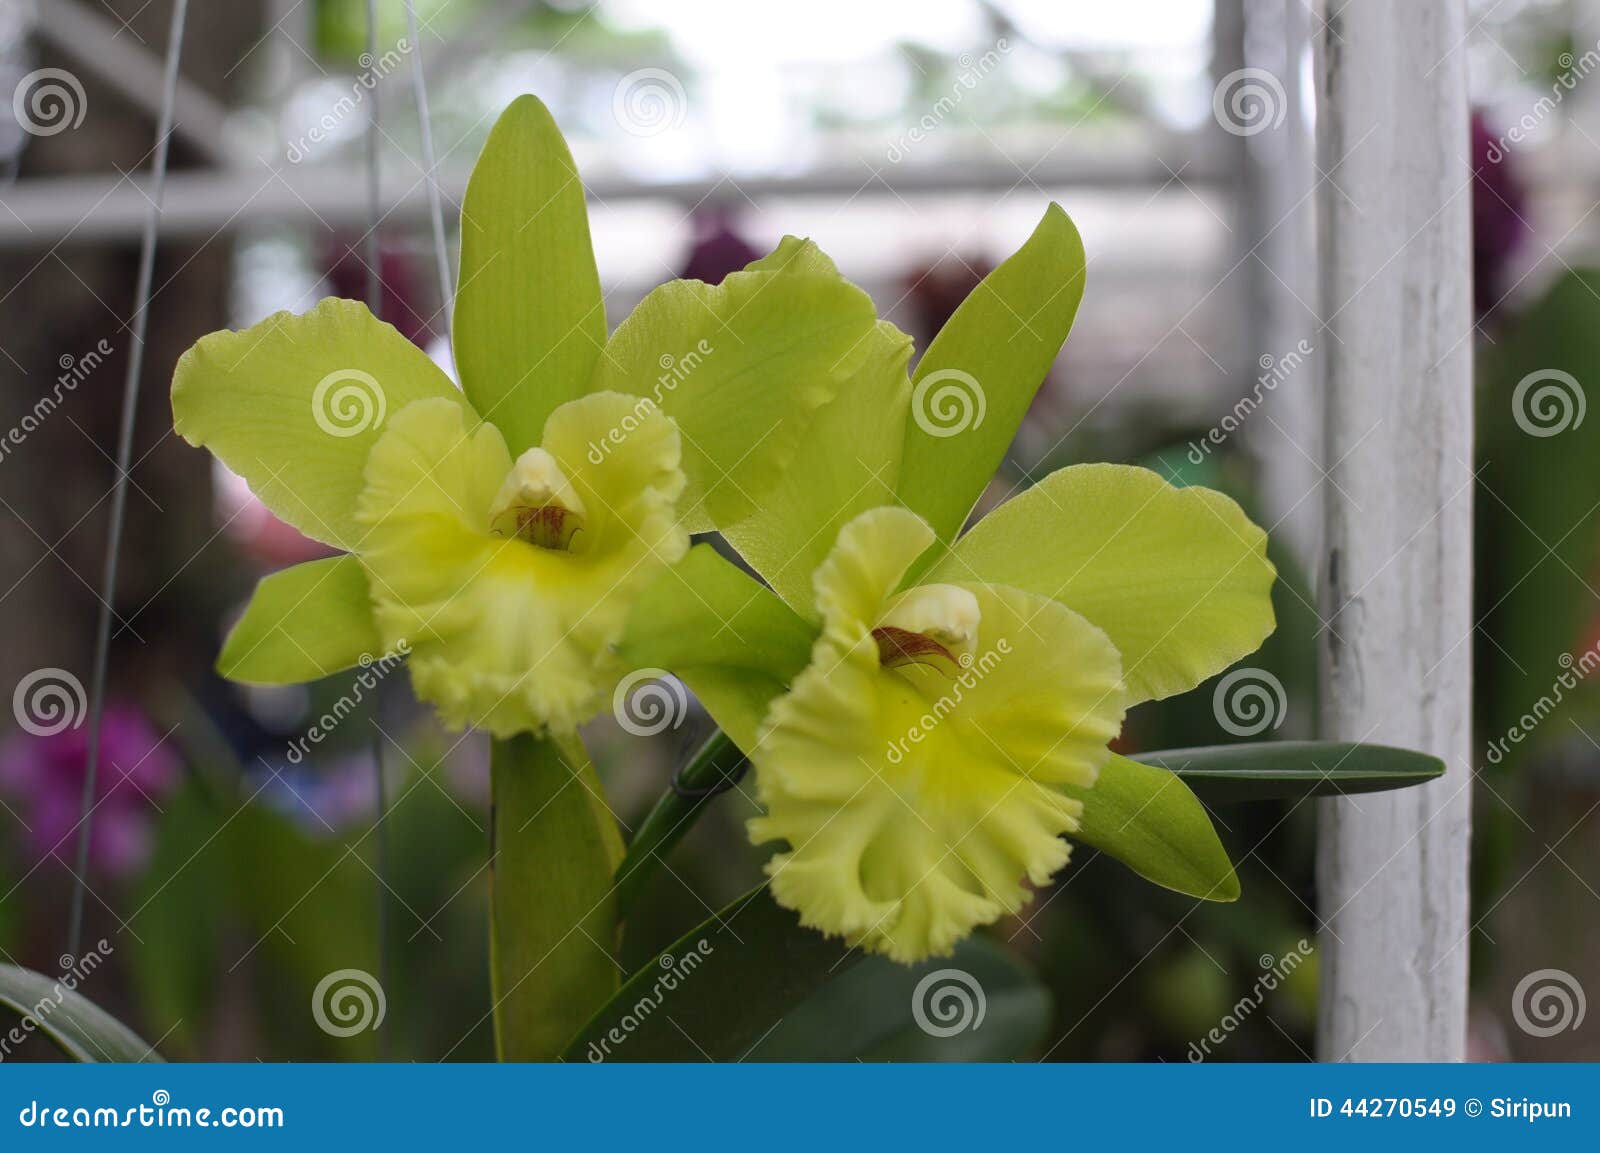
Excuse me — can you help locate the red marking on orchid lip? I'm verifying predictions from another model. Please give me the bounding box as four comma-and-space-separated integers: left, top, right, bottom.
872, 626, 958, 674
497, 504, 581, 550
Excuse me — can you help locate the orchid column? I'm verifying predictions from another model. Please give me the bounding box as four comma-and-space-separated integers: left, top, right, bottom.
1313, 0, 1473, 1060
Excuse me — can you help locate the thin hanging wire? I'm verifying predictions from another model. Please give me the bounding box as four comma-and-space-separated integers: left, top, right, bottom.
362, 0, 392, 1058
404, 0, 454, 335
68, 0, 190, 961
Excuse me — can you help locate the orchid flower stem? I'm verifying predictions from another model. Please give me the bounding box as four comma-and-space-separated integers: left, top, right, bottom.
614, 729, 746, 923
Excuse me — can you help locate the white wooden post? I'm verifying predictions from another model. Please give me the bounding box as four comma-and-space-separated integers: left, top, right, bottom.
1313, 0, 1474, 1061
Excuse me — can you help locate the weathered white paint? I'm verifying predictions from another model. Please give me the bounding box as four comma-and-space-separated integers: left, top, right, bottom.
1313, 1, 1474, 1061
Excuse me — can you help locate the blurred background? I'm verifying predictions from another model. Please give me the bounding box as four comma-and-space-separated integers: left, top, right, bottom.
0, 0, 1596, 1061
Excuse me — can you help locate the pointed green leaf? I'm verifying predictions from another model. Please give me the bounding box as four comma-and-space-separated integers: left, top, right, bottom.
217, 555, 383, 684
171, 296, 464, 550
751, 934, 1052, 1060
590, 238, 879, 530
1064, 753, 1239, 902
899, 203, 1087, 549
564, 885, 855, 1061
455, 95, 605, 455
491, 733, 623, 1060
721, 319, 914, 616
1136, 741, 1446, 804
619, 544, 815, 747
0, 963, 162, 1062
927, 463, 1276, 703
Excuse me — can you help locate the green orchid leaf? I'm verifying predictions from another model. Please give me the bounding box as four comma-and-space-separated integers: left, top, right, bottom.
751, 933, 1052, 1060
1136, 741, 1446, 804
619, 544, 815, 747
171, 296, 465, 550
927, 463, 1276, 703
455, 95, 606, 456
0, 963, 162, 1062
564, 884, 856, 1061
217, 554, 383, 684
590, 237, 879, 530
721, 319, 914, 617
1065, 754, 1239, 902
899, 203, 1087, 552
491, 734, 624, 1060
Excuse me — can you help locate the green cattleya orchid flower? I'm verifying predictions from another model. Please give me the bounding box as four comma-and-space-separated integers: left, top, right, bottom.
620, 198, 1279, 962
171, 95, 879, 737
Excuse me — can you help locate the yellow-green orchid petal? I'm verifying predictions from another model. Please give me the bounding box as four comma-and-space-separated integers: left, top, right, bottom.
455, 95, 606, 456
171, 297, 463, 549
588, 237, 879, 531
926, 464, 1276, 704
219, 554, 383, 684
354, 391, 687, 736
749, 506, 1126, 963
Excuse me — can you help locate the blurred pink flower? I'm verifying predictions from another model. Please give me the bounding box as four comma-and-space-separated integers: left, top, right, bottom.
0, 704, 181, 878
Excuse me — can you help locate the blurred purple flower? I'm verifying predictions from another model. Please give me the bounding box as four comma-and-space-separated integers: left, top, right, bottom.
0, 704, 181, 877
681, 208, 760, 285
1472, 109, 1530, 322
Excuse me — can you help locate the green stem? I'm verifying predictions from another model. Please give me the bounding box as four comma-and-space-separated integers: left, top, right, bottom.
489, 732, 622, 1060
613, 730, 746, 921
